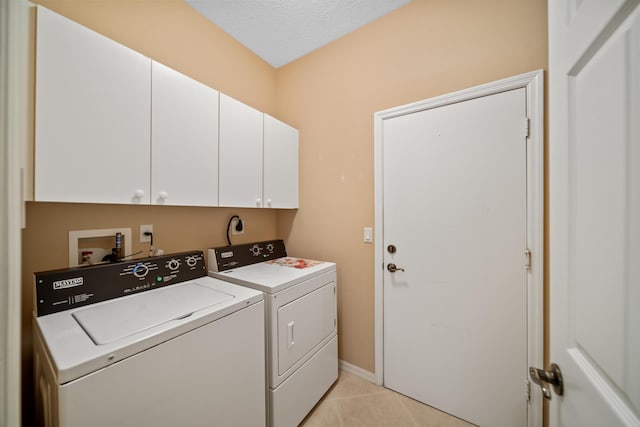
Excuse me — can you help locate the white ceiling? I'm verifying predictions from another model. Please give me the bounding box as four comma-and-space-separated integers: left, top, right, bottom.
185, 0, 412, 68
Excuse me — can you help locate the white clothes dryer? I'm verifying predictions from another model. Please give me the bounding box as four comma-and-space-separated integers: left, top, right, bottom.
208, 240, 338, 427
34, 250, 266, 427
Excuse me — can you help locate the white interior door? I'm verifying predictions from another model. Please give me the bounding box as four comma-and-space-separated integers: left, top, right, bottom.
381, 88, 528, 427
548, 1, 640, 425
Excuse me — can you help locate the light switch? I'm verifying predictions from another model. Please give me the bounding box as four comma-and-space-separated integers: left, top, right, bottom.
363, 227, 373, 243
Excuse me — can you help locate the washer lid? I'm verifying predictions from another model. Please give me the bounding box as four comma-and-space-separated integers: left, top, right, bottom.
73, 282, 234, 344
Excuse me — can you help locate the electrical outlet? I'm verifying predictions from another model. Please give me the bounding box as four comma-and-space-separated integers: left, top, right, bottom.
231, 217, 244, 235
140, 224, 153, 243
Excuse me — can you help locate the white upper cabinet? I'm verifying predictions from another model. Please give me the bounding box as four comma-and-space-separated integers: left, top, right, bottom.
35, 7, 297, 208
151, 61, 219, 206
218, 93, 264, 208
35, 6, 151, 204
263, 115, 299, 209
219, 94, 300, 209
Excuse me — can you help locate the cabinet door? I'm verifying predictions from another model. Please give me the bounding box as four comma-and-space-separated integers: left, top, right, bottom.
263, 115, 299, 209
35, 6, 151, 204
218, 94, 263, 208
151, 61, 219, 206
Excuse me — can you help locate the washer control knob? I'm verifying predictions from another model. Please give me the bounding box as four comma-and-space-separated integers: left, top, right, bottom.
186, 256, 198, 268
133, 263, 149, 278
167, 259, 180, 270
249, 244, 262, 256
266, 243, 274, 253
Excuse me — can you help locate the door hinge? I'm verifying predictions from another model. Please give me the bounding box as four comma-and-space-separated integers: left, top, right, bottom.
524, 118, 530, 138
526, 379, 531, 401
524, 249, 531, 269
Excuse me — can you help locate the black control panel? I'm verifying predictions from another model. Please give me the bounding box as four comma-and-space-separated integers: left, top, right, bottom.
34, 251, 206, 316
209, 240, 287, 272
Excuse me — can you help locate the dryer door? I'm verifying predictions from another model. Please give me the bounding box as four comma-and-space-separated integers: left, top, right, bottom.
277, 282, 336, 375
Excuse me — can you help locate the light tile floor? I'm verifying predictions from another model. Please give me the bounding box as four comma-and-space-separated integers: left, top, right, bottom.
301, 370, 475, 427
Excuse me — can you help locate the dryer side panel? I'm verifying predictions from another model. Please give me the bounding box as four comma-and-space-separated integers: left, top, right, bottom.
34, 322, 59, 427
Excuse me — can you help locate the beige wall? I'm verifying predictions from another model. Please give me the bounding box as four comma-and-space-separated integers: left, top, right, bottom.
275, 0, 548, 372
21, 1, 279, 423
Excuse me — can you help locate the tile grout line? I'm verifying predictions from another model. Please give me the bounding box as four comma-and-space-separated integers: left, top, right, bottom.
334, 400, 345, 427
393, 392, 421, 427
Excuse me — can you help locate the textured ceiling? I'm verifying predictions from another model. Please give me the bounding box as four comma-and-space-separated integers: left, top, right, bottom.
185, 0, 412, 68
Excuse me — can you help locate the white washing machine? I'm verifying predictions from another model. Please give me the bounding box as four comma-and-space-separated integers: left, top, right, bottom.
208, 240, 338, 427
34, 250, 266, 427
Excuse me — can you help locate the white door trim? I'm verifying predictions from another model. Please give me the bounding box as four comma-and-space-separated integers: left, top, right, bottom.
373, 69, 544, 427
1, 0, 31, 425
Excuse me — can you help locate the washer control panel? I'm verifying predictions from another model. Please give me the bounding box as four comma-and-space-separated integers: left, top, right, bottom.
35, 251, 206, 316
208, 240, 287, 272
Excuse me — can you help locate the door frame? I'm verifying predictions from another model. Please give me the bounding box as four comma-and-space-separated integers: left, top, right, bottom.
373, 70, 544, 427
1, 0, 30, 424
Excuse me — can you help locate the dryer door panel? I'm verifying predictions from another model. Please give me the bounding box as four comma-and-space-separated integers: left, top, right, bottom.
277, 282, 336, 375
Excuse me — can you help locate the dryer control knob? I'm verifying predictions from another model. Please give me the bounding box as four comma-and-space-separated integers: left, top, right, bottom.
167, 259, 180, 270
186, 256, 198, 268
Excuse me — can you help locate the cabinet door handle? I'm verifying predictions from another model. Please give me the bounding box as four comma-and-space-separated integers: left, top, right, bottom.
134, 189, 145, 198
159, 191, 168, 200
256, 198, 262, 207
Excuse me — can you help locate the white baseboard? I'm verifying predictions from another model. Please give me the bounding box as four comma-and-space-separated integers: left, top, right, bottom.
338, 359, 376, 383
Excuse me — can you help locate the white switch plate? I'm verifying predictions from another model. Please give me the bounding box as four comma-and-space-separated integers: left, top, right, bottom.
140, 224, 153, 243
363, 227, 373, 243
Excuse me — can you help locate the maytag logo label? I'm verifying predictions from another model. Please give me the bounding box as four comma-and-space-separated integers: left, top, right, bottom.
53, 277, 84, 290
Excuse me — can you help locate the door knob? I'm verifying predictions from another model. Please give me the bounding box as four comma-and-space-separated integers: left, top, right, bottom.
529, 363, 563, 400
387, 263, 405, 273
